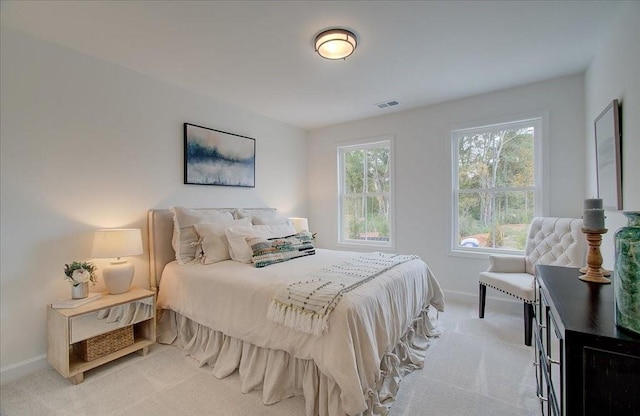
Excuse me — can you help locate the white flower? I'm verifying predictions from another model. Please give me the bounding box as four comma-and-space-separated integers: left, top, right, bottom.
72, 268, 90, 283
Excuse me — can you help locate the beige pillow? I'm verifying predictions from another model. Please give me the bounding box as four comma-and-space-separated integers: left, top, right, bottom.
170, 207, 234, 264
235, 208, 277, 219
234, 208, 288, 225
225, 223, 297, 263
252, 215, 290, 225
194, 218, 251, 264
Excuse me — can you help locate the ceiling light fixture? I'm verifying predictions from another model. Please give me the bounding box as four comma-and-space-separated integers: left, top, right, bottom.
314, 28, 357, 60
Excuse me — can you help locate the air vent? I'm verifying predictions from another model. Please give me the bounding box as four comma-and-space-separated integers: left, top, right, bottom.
375, 100, 400, 109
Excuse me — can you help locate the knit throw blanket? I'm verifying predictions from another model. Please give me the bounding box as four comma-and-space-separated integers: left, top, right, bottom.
267, 252, 419, 335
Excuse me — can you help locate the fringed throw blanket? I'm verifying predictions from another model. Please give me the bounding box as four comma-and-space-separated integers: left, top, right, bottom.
267, 252, 419, 335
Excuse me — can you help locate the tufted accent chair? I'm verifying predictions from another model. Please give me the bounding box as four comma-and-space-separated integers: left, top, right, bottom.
479, 217, 587, 346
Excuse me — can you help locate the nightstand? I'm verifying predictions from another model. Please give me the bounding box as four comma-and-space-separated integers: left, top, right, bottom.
47, 287, 156, 384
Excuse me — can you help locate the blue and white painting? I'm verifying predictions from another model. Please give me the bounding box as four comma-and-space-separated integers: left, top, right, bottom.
184, 123, 255, 187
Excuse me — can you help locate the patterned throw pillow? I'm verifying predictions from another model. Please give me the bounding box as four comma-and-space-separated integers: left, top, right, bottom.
248, 231, 315, 268
225, 223, 297, 263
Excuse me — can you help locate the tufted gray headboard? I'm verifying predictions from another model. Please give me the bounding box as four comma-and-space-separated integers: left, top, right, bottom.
147, 208, 277, 291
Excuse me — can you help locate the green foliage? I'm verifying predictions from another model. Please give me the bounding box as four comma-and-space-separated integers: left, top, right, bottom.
348, 217, 363, 239
488, 225, 504, 247
342, 144, 391, 241
458, 217, 487, 240
369, 214, 389, 237
516, 228, 528, 249
457, 124, 536, 249
347, 214, 389, 240
345, 149, 364, 193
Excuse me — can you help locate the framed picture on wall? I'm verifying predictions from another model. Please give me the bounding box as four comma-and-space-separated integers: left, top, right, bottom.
594, 99, 622, 210
184, 123, 255, 187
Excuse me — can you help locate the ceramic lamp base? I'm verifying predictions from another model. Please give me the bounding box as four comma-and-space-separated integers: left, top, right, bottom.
103, 259, 134, 294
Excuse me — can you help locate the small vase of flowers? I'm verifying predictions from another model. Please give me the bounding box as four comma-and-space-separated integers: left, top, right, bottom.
64, 261, 98, 299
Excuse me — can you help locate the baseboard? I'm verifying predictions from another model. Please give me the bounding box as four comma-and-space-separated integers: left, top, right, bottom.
0, 291, 521, 385
443, 289, 522, 314
0, 354, 49, 385
442, 289, 476, 304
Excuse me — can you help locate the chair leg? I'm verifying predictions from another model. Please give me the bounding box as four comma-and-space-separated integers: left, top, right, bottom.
479, 284, 487, 318
524, 302, 534, 346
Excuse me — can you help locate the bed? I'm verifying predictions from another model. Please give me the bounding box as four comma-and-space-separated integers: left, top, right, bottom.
148, 208, 444, 416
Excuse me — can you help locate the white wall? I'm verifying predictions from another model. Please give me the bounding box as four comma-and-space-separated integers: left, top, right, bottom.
4, 3, 636, 384
585, 1, 640, 269
307, 74, 586, 297
0, 28, 308, 381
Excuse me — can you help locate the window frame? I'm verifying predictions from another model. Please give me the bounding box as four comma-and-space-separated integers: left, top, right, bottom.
337, 136, 395, 250
450, 116, 546, 257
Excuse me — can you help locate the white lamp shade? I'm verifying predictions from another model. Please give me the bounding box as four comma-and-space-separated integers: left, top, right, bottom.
289, 217, 309, 233
91, 228, 143, 259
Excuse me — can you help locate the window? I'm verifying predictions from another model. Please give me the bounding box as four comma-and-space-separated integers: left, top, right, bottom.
338, 138, 393, 248
452, 118, 543, 253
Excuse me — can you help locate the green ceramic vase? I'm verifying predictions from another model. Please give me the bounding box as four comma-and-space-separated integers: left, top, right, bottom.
614, 211, 640, 335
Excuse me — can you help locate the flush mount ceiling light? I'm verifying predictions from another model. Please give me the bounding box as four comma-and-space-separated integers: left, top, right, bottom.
314, 28, 357, 60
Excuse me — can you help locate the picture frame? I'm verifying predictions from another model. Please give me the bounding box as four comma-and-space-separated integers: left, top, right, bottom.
184, 123, 255, 187
594, 99, 622, 210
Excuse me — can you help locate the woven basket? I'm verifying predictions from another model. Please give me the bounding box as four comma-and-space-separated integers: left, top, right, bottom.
75, 325, 134, 361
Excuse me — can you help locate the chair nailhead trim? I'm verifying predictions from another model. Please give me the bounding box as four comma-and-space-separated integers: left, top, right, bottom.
479, 282, 534, 304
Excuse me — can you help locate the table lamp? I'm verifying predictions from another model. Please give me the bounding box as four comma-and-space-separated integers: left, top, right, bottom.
289, 217, 309, 233
91, 228, 143, 294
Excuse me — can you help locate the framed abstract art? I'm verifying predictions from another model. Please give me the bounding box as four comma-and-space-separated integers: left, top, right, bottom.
184, 123, 255, 187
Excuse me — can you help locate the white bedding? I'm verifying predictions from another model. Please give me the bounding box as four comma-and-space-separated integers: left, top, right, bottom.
157, 248, 444, 415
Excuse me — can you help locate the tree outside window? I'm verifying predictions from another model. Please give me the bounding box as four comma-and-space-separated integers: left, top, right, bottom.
453, 119, 541, 252
338, 139, 392, 247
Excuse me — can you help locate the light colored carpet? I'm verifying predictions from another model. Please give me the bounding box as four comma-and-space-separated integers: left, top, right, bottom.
0, 298, 539, 415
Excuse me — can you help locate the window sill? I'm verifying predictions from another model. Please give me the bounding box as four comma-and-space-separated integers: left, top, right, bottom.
449, 247, 524, 259
337, 241, 395, 253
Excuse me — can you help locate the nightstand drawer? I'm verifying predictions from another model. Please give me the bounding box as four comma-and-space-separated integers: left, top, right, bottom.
70, 296, 153, 343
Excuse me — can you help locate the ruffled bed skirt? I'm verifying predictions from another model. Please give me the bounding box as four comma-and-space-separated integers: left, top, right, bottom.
156, 307, 441, 416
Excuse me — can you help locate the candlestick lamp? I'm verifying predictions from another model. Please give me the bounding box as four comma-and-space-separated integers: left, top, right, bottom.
579, 198, 610, 284
289, 217, 310, 233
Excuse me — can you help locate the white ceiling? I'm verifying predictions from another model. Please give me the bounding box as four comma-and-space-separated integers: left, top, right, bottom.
1, 1, 621, 130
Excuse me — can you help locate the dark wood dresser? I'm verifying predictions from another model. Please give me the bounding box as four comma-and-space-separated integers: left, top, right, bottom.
534, 265, 640, 416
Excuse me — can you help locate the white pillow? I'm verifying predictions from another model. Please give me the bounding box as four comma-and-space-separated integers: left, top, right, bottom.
194, 218, 251, 264
252, 215, 290, 225
170, 207, 234, 264
225, 223, 297, 263
234, 208, 289, 225
235, 208, 278, 219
